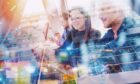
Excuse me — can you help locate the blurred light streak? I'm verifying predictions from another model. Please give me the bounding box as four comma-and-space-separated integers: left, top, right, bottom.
25, 65, 35, 74
117, 32, 126, 46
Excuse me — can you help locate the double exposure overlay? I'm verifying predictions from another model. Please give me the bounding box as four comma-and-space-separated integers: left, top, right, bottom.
0, 0, 140, 84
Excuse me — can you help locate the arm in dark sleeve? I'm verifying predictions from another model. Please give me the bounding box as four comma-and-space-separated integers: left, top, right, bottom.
55, 31, 72, 57
59, 31, 72, 49
54, 31, 73, 64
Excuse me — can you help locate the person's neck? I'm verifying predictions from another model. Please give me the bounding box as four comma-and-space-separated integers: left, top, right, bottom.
111, 16, 125, 35
78, 28, 85, 31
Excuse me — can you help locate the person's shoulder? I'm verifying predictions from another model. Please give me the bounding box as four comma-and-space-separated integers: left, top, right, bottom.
133, 17, 140, 27
100, 29, 114, 43
90, 28, 101, 40
124, 16, 140, 36
125, 16, 140, 28
102, 29, 112, 38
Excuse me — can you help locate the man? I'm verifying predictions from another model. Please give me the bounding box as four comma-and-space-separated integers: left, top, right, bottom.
96, 0, 140, 72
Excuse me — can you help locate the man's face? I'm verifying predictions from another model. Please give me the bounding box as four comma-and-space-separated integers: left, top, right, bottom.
97, 2, 121, 28
69, 10, 85, 30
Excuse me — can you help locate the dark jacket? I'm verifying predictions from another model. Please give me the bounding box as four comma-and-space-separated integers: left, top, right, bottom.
59, 27, 71, 45
101, 17, 136, 43
99, 17, 140, 72
102, 17, 140, 51
60, 27, 100, 49
55, 25, 101, 66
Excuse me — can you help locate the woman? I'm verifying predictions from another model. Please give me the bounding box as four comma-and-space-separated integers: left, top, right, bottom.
56, 7, 101, 67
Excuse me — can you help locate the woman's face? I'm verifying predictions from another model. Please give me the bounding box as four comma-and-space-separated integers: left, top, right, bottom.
69, 10, 85, 31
